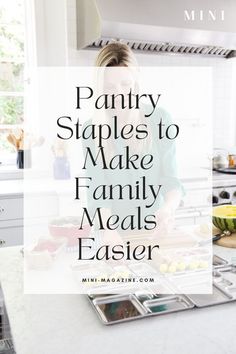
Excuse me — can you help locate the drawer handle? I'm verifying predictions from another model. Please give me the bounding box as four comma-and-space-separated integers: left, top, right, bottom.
0, 207, 5, 213
0, 239, 6, 246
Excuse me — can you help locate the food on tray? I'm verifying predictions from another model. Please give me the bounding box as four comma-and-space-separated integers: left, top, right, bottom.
99, 300, 140, 321
199, 260, 209, 269
146, 304, 167, 313
188, 261, 199, 270
168, 262, 177, 273
176, 262, 186, 271
159, 263, 168, 273
158, 257, 209, 273
213, 205, 236, 232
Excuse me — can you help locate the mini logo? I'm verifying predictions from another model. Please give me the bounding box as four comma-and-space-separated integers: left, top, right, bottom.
184, 10, 225, 21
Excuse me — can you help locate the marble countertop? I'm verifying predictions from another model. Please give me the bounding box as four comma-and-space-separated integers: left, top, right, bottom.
0, 179, 76, 198
0, 245, 236, 354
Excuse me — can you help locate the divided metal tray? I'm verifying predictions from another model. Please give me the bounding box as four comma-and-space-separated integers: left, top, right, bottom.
87, 256, 236, 325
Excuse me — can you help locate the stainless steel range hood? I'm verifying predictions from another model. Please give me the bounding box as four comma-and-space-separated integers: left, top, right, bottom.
76, 0, 236, 59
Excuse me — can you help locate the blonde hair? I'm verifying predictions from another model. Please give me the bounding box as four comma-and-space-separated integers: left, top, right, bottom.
95, 42, 138, 67
93, 42, 151, 153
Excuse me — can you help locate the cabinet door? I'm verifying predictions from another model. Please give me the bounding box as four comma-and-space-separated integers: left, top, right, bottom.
0, 198, 23, 221
0, 226, 23, 247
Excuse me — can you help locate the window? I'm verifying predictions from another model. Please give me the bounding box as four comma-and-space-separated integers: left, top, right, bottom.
0, 0, 24, 164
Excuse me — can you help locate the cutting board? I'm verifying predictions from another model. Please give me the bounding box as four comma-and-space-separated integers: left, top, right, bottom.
123, 230, 198, 248
213, 226, 236, 248
215, 233, 236, 248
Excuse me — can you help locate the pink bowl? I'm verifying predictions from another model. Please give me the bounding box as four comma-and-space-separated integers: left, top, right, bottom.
48, 217, 91, 246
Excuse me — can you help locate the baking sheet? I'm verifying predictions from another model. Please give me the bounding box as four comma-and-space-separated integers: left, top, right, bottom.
214, 265, 236, 299
186, 285, 233, 307
87, 256, 236, 325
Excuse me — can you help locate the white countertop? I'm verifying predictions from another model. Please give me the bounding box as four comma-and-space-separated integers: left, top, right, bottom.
0, 245, 236, 354
0, 179, 75, 198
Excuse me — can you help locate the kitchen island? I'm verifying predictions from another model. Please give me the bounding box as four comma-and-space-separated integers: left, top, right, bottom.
0, 246, 236, 354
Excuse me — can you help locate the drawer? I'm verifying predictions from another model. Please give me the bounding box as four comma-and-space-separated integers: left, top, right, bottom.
0, 194, 59, 222
0, 198, 23, 221
0, 226, 23, 247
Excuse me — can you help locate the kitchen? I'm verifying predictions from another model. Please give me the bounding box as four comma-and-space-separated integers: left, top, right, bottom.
0, 0, 236, 353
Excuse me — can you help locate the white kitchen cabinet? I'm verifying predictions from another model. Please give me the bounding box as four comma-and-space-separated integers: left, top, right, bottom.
0, 226, 23, 247
0, 192, 59, 248
0, 196, 23, 248
0, 197, 23, 221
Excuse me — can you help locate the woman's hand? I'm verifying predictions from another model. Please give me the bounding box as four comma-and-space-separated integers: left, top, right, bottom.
154, 188, 181, 236
154, 206, 175, 236
101, 208, 125, 247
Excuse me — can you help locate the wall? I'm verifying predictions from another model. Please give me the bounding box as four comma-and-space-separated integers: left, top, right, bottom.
67, 0, 236, 150
34, 0, 68, 65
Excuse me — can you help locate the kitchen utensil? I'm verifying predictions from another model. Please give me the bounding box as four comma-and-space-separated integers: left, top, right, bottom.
6, 134, 17, 149
212, 230, 232, 242
7, 130, 44, 154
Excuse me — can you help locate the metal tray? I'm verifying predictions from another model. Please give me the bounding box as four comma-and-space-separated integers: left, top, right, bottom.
143, 295, 194, 314
214, 265, 236, 300
89, 293, 194, 325
91, 294, 148, 325
87, 255, 236, 325
185, 285, 233, 307
167, 269, 212, 294
213, 255, 229, 268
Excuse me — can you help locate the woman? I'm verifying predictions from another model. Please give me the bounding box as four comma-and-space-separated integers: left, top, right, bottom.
83, 42, 183, 245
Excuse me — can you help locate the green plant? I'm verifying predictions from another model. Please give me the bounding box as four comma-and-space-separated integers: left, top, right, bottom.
0, 96, 23, 124
0, 0, 24, 154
